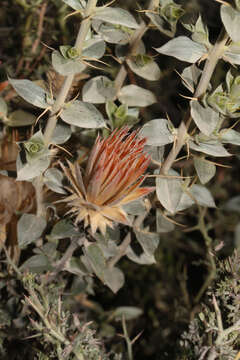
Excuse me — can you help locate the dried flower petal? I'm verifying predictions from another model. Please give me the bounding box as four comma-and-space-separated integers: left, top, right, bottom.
60, 127, 154, 234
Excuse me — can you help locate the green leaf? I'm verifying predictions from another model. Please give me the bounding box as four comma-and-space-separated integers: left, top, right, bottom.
118, 85, 156, 107
103, 267, 125, 293
193, 157, 216, 184
84, 243, 106, 281
126, 245, 156, 264
92, 20, 131, 44
52, 50, 86, 76
139, 119, 174, 146
155, 36, 206, 63
176, 184, 216, 211
156, 169, 183, 214
43, 168, 67, 194
156, 210, 175, 233
62, 0, 86, 10
123, 199, 146, 216
219, 129, 240, 146
20, 254, 51, 273
189, 139, 231, 157
6, 109, 36, 127
93, 7, 139, 29
190, 100, 219, 136
17, 153, 51, 181
8, 78, 50, 109
112, 306, 143, 321
82, 36, 106, 60
135, 230, 160, 258
17, 214, 46, 248
82, 76, 116, 104
126, 57, 161, 81
51, 122, 71, 144
221, 5, 240, 42
50, 219, 78, 240
181, 64, 202, 93
60, 100, 106, 128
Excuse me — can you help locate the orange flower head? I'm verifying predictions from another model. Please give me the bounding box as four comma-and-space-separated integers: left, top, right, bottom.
60, 127, 154, 235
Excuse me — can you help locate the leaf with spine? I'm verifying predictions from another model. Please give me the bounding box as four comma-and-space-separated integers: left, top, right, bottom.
112, 306, 143, 321
194, 157, 216, 184
126, 58, 161, 81
52, 50, 86, 76
221, 5, 240, 42
16, 153, 51, 181
181, 64, 202, 93
0, 97, 7, 117
6, 110, 36, 127
60, 100, 105, 128
84, 243, 106, 281
189, 139, 231, 157
49, 219, 78, 240
43, 168, 67, 194
126, 245, 156, 264
219, 129, 240, 146
155, 36, 206, 63
139, 119, 174, 146
8, 78, 50, 109
62, 0, 86, 10
156, 210, 175, 233
92, 20, 131, 44
146, 13, 175, 37
20, 254, 51, 273
135, 230, 160, 258
103, 267, 125, 293
118, 85, 156, 107
82, 76, 116, 104
176, 184, 216, 212
190, 100, 219, 136
93, 7, 139, 29
17, 214, 46, 248
51, 122, 71, 144
156, 169, 183, 214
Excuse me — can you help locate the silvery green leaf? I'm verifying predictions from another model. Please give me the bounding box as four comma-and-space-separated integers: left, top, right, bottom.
118, 85, 156, 107
181, 64, 202, 93
82, 76, 116, 104
84, 243, 106, 281
224, 196, 240, 213
112, 306, 143, 321
18, 214, 46, 248
60, 100, 105, 128
20, 254, 51, 273
221, 5, 240, 42
16, 153, 50, 181
145, 145, 164, 163
156, 169, 183, 214
146, 13, 175, 37
156, 210, 175, 233
176, 184, 216, 211
82, 36, 106, 59
50, 219, 78, 239
126, 58, 161, 81
93, 7, 139, 29
139, 119, 174, 146
51, 123, 71, 144
65, 257, 88, 276
155, 36, 206, 63
219, 128, 240, 145
224, 50, 240, 65
8, 78, 50, 109
52, 50, 86, 76
190, 100, 219, 136
43, 168, 67, 194
62, 0, 86, 10
126, 245, 156, 264
193, 157, 216, 184
103, 267, 125, 293
92, 20, 131, 44
6, 109, 36, 127
0, 97, 7, 117
135, 230, 160, 258
123, 199, 146, 216
189, 139, 231, 157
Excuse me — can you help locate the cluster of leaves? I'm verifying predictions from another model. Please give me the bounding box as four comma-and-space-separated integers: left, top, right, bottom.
1, 0, 240, 358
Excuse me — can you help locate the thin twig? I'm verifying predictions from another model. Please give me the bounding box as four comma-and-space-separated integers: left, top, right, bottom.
31, 1, 47, 54
107, 233, 131, 268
